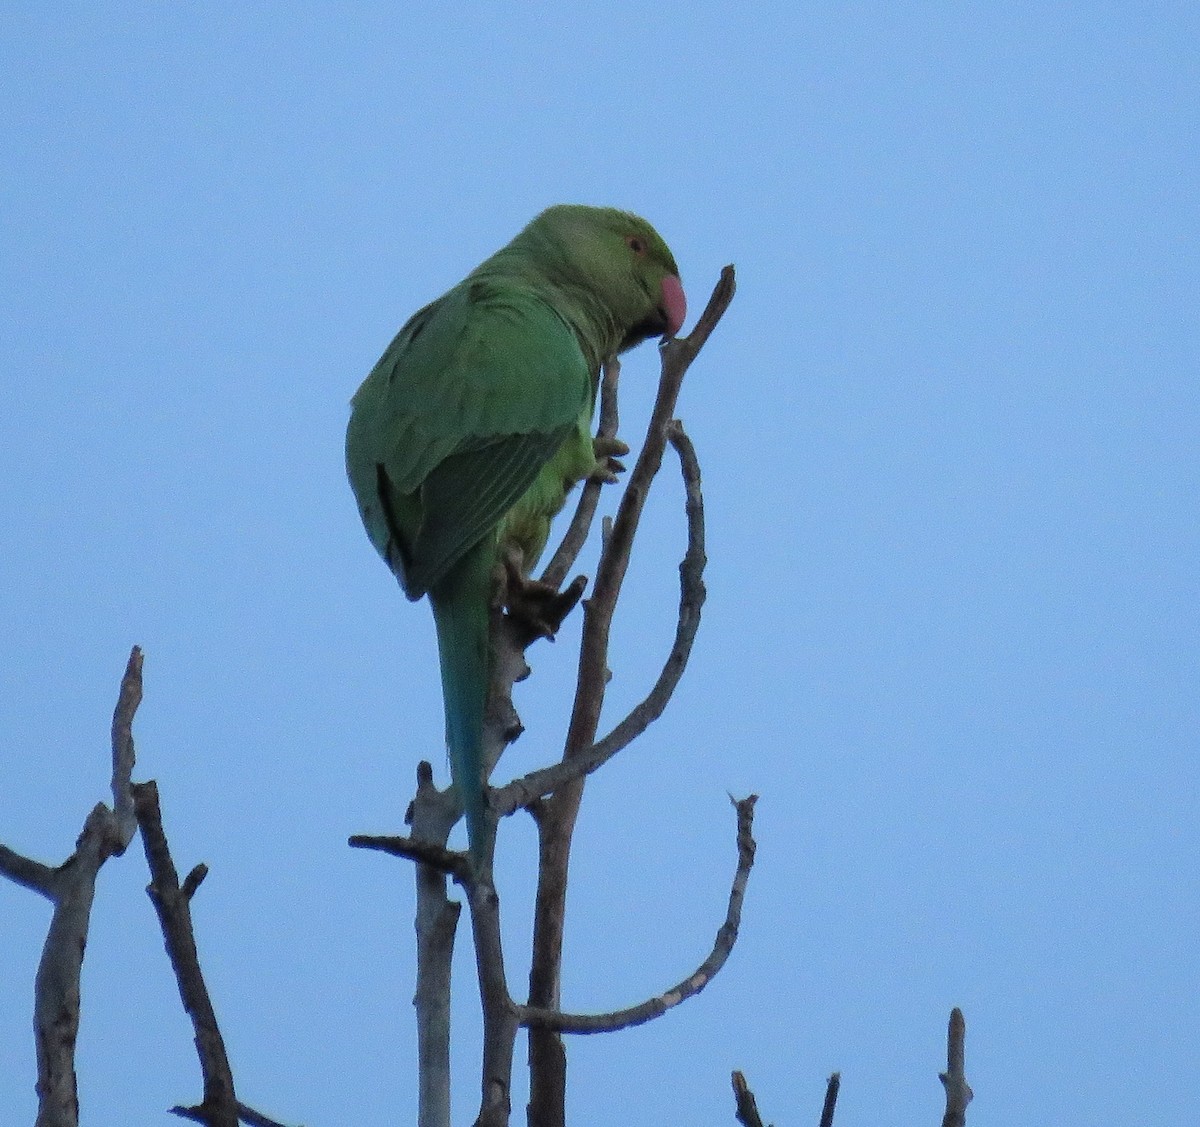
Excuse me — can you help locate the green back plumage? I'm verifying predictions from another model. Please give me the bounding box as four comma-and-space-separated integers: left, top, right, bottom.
346, 276, 591, 598
346, 205, 684, 862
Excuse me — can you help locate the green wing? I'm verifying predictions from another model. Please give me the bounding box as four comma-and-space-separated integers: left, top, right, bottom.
346, 276, 591, 599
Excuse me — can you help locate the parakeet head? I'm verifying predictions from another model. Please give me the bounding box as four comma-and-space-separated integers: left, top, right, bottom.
518, 205, 687, 352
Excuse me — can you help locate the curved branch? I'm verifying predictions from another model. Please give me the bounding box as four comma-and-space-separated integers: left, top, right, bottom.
519, 794, 756, 1035
589, 420, 706, 759
492, 421, 706, 818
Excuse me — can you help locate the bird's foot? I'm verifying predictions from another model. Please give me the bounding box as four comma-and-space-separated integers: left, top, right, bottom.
501, 551, 587, 643
589, 435, 630, 484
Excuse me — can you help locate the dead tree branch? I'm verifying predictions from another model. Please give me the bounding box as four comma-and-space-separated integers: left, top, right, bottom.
407, 756, 463, 1127
527, 266, 736, 1126
349, 832, 471, 881
519, 795, 755, 1034
491, 420, 706, 819
133, 779, 239, 1127
0, 645, 142, 1127
731, 1071, 766, 1127
170, 1103, 298, 1127
819, 1072, 841, 1127
731, 1067, 838, 1127
136, 793, 297, 1127
540, 355, 623, 588
939, 1008, 972, 1127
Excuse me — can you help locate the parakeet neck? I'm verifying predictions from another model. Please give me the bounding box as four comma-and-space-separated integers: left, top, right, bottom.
476, 244, 623, 375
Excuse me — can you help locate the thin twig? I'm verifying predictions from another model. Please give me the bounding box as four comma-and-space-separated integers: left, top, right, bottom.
133, 780, 239, 1127
349, 833, 471, 881
520, 795, 756, 1034
540, 356, 623, 588
493, 421, 706, 817
170, 1102, 302, 1127
588, 420, 705, 758
939, 1008, 972, 1127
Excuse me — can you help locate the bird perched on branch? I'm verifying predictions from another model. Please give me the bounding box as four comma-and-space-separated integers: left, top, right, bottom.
346, 205, 686, 863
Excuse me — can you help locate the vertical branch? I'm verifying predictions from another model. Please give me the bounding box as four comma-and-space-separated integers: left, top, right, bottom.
0, 646, 143, 1127
132, 781, 238, 1127
110, 646, 143, 848
466, 875, 518, 1127
31, 807, 110, 1127
407, 761, 462, 1127
731, 1070, 766, 1127
938, 1008, 972, 1127
819, 1072, 841, 1127
526, 269, 736, 1127
540, 356, 622, 589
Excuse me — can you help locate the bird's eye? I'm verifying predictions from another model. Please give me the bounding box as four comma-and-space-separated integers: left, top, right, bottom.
625, 235, 646, 256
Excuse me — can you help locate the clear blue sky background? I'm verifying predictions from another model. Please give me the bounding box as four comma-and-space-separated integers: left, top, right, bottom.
2, 5, 1195, 1125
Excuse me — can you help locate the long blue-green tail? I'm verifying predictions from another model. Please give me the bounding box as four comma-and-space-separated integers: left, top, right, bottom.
428, 544, 493, 864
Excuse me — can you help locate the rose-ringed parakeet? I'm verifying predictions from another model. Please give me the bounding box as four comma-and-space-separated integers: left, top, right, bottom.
346, 205, 686, 862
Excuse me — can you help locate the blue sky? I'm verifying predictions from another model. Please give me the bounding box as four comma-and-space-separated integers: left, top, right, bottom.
1, 4, 1196, 1125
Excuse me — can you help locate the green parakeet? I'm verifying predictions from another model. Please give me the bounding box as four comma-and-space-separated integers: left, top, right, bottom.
345, 205, 686, 861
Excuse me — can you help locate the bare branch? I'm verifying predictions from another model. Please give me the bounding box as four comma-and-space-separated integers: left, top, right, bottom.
133, 780, 239, 1127
31, 805, 111, 1127
403, 759, 464, 1127
492, 421, 706, 818
731, 1071, 766, 1127
938, 1008, 972, 1127
464, 875, 518, 1127
0, 845, 58, 898
110, 645, 142, 850
519, 795, 756, 1035
527, 267, 735, 1124
819, 1073, 841, 1127
564, 270, 734, 765
540, 356, 622, 588
181, 864, 209, 901
0, 649, 146, 1127
732, 1066, 837, 1127
589, 420, 705, 758
348, 833, 471, 881
170, 1101, 302, 1127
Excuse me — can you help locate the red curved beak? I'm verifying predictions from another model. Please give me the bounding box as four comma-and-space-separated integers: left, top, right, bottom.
660, 274, 687, 337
